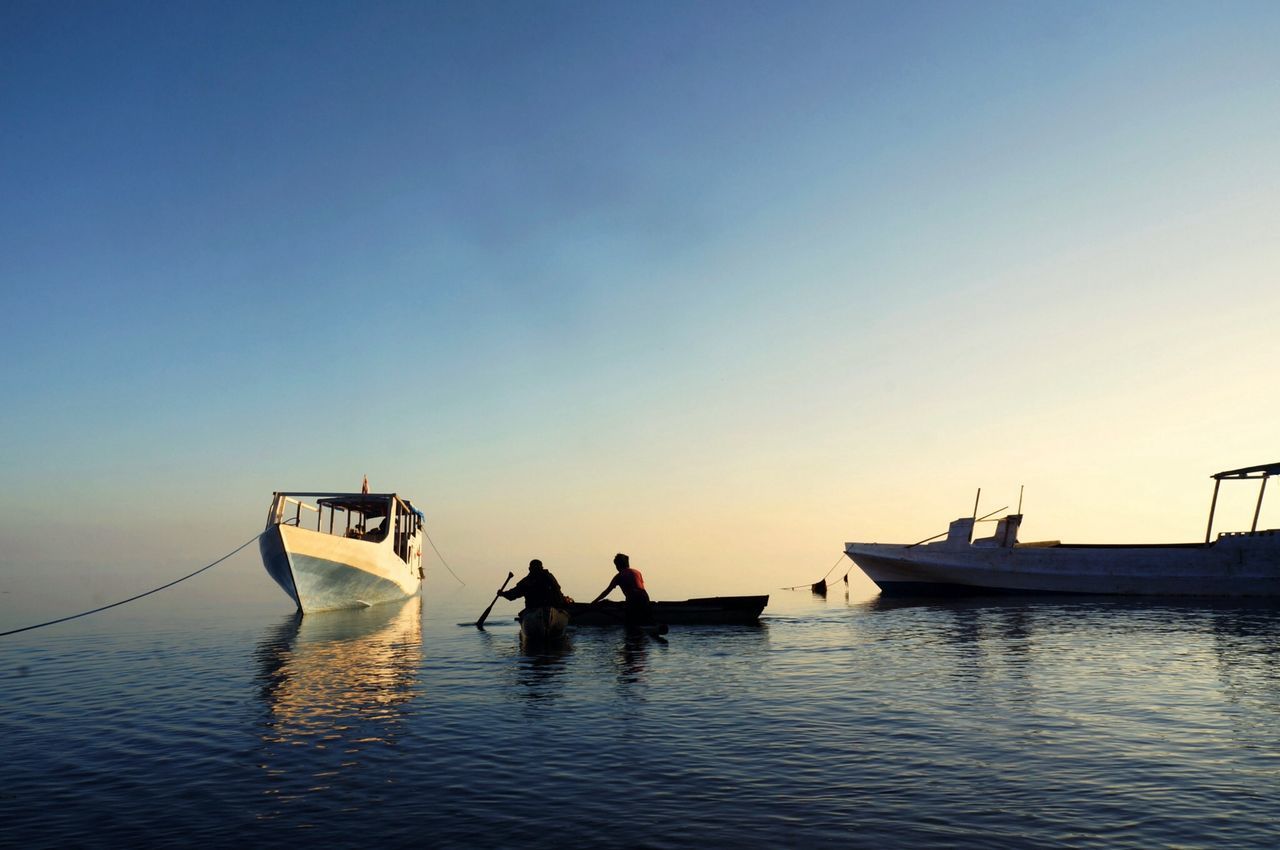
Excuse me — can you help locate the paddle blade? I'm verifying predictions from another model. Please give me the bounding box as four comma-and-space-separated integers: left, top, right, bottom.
472, 571, 516, 629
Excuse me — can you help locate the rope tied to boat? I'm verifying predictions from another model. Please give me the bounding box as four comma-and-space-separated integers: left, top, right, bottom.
424, 527, 465, 586
782, 553, 850, 591
0, 532, 263, 638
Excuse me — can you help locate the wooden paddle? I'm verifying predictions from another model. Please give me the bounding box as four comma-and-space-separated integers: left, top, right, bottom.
469, 571, 515, 629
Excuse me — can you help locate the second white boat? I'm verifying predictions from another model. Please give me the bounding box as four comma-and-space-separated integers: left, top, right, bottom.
844, 462, 1280, 597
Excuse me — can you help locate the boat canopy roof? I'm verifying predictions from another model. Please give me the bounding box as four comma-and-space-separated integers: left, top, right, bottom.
1212, 463, 1280, 480
273, 492, 423, 518
317, 495, 394, 516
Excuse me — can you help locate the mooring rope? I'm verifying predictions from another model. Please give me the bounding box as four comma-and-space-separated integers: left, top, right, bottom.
0, 533, 263, 638
424, 528, 466, 587
782, 553, 848, 591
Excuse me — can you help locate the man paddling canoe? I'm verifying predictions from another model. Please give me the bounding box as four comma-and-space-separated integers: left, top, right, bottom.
501, 559, 567, 610
591, 552, 656, 631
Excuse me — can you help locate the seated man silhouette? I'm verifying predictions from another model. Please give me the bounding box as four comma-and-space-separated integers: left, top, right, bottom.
362, 517, 387, 542
501, 559, 567, 611
591, 552, 656, 631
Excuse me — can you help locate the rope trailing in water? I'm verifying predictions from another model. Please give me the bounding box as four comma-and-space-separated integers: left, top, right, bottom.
0, 533, 263, 638
782, 553, 848, 591
424, 528, 465, 586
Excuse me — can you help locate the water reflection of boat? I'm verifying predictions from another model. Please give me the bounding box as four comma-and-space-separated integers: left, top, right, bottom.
259, 490, 426, 612
845, 463, 1280, 597
862, 594, 1280, 666
255, 597, 423, 734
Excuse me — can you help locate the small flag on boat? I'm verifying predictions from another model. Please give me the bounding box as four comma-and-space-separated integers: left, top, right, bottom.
361, 475, 369, 494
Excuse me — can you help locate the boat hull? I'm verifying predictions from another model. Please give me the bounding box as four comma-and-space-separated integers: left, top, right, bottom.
260, 524, 421, 613
518, 606, 569, 642
845, 532, 1280, 597
567, 595, 768, 626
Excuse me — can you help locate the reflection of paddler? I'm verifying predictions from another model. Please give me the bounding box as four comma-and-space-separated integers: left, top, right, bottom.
591, 553, 654, 630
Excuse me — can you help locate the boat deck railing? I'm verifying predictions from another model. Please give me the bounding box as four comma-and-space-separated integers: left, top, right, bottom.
272, 495, 320, 528
1217, 529, 1280, 539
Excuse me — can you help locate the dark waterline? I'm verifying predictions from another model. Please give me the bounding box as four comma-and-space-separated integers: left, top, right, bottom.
3, 590, 1280, 848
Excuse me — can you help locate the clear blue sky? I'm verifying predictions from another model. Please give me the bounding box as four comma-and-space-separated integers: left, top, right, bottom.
3, 1, 1278, 608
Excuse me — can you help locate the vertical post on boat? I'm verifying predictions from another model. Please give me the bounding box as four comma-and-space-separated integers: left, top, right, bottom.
1205, 478, 1222, 543
1251, 474, 1268, 533
972, 488, 981, 521
1017, 485, 1024, 514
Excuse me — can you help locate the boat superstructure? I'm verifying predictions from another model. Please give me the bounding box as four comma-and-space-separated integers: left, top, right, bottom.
260, 491, 425, 612
844, 463, 1280, 597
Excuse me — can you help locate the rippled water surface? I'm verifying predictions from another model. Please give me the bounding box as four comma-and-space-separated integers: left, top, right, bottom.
4, 587, 1280, 848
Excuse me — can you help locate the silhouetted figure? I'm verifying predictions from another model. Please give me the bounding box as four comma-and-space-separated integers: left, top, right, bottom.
363, 517, 386, 542
501, 559, 567, 610
592, 552, 654, 630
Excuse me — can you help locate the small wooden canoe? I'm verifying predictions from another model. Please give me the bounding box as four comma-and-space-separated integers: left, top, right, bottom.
518, 606, 570, 642
567, 595, 768, 627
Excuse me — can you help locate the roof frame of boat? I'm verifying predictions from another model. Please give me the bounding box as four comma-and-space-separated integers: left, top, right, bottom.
272, 491, 424, 520
1212, 462, 1280, 480
1205, 462, 1279, 542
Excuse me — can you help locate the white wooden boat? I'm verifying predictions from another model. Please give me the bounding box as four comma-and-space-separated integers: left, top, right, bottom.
845, 463, 1280, 597
260, 491, 425, 612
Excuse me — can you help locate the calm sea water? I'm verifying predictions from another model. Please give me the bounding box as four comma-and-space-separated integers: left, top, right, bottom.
3, 581, 1280, 849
